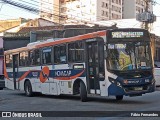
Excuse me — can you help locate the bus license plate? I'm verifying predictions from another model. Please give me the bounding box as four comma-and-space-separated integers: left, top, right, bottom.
134, 87, 143, 91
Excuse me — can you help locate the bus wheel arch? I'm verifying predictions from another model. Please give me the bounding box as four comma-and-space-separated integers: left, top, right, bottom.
73, 79, 81, 95
24, 79, 33, 97
80, 81, 88, 102
73, 79, 87, 102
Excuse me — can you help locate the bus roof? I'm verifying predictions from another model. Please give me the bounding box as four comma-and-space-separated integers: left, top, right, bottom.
5, 30, 106, 54
5, 47, 28, 55
36, 30, 106, 48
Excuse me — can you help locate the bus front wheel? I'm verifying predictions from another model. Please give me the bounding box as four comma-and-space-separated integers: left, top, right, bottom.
116, 95, 123, 101
24, 81, 33, 97
80, 81, 87, 102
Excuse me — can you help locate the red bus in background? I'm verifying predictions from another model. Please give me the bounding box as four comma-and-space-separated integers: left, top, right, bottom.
0, 37, 5, 90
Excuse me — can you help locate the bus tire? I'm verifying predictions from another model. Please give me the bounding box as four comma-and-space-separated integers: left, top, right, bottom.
80, 81, 87, 102
116, 95, 123, 101
24, 81, 33, 97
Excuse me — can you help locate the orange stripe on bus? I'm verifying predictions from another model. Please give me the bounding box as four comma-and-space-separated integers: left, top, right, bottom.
10, 68, 84, 82
4, 62, 10, 80
18, 70, 40, 81
18, 71, 30, 81
36, 31, 106, 48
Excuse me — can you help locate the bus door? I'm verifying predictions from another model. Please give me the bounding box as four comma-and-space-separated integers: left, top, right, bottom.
13, 54, 19, 90
86, 38, 104, 94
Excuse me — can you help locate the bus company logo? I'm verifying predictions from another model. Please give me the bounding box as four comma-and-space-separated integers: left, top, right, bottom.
128, 80, 140, 84
123, 80, 140, 84
40, 66, 50, 83
55, 70, 71, 77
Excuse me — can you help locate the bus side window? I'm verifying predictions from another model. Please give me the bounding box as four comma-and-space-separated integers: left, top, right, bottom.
29, 51, 34, 66
60, 45, 66, 63
54, 45, 66, 64
54, 46, 60, 64
28, 49, 40, 66
68, 41, 84, 63
19, 51, 29, 67
6, 54, 12, 68
68, 43, 75, 62
42, 47, 52, 65
34, 49, 40, 65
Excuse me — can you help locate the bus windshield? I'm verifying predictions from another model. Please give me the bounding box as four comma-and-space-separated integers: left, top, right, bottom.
107, 41, 152, 71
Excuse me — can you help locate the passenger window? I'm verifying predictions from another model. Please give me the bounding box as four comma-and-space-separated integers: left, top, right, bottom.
6, 54, 12, 68
19, 51, 29, 67
28, 49, 40, 66
68, 41, 84, 62
42, 47, 52, 64
34, 49, 40, 65
29, 51, 34, 66
54, 45, 66, 64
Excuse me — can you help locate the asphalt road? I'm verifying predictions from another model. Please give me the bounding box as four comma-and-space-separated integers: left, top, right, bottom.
0, 87, 160, 120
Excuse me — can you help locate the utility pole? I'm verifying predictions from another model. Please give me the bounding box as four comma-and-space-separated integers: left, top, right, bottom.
144, 0, 149, 30
136, 0, 156, 30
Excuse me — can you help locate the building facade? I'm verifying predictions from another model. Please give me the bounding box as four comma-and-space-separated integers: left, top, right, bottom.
40, 0, 60, 23
39, 0, 153, 23
40, 0, 123, 23
122, 0, 153, 19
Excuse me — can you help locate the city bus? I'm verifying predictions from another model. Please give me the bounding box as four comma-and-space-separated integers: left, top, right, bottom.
4, 28, 155, 102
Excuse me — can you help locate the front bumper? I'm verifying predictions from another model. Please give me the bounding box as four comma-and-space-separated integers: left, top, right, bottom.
108, 83, 155, 96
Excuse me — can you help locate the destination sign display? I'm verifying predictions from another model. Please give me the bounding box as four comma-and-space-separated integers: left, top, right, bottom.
111, 32, 144, 38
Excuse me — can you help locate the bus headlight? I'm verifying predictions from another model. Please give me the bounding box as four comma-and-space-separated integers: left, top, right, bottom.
108, 77, 122, 87
117, 82, 121, 87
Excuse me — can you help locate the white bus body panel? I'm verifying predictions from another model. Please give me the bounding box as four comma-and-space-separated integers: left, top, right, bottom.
5, 68, 14, 90
49, 82, 58, 95
59, 81, 72, 94
100, 60, 118, 96
5, 78, 14, 90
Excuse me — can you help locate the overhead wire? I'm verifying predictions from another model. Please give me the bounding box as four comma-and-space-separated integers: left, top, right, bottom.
0, 0, 122, 26
0, 0, 66, 22
0, 0, 135, 27
15, 0, 106, 24
18, 0, 118, 25
31, 0, 112, 21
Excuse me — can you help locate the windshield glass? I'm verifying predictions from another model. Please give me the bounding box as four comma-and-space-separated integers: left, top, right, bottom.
107, 42, 152, 71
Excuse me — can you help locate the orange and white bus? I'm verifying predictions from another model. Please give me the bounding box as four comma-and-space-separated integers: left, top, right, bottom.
4, 28, 155, 102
